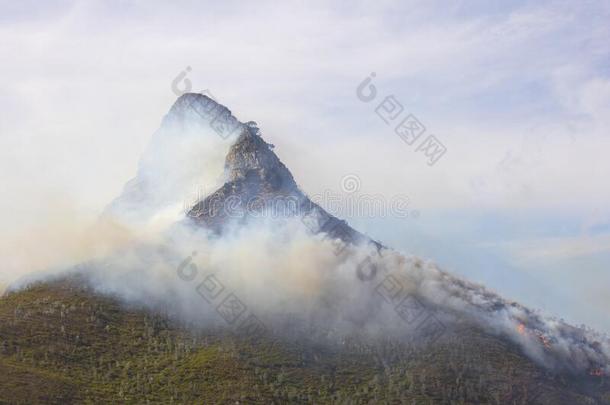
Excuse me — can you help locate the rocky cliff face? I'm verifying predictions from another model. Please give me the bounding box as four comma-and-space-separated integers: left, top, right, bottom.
186, 109, 376, 250
224, 125, 295, 190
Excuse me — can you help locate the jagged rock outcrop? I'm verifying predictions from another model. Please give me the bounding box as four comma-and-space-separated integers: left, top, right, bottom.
186, 108, 378, 250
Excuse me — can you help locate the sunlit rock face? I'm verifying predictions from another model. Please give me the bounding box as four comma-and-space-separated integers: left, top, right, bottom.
186, 107, 373, 249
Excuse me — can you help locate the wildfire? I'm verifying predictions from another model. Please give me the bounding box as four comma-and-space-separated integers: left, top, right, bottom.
515, 323, 551, 349
590, 368, 605, 377
536, 333, 551, 349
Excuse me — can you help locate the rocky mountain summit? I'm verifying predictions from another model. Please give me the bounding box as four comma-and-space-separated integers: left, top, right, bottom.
104, 93, 245, 226
105, 92, 375, 249
181, 94, 377, 250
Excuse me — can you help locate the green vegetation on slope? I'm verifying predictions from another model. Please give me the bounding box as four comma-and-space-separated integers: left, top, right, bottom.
0, 279, 608, 404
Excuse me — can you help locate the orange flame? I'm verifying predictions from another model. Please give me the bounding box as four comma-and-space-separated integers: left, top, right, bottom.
537, 334, 551, 349
516, 323, 551, 349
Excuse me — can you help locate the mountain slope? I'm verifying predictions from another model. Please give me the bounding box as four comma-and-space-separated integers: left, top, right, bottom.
1, 279, 608, 404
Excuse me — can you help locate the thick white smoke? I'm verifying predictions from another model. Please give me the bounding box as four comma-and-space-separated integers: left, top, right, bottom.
47, 210, 609, 377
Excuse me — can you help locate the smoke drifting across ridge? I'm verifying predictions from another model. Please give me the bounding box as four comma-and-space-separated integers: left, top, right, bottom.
74, 213, 610, 377
9, 93, 610, 377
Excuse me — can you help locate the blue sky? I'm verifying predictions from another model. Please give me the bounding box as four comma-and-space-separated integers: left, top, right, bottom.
0, 0, 609, 331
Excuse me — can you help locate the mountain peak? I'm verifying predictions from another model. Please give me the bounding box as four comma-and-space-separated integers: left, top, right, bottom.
185, 110, 374, 248
105, 93, 247, 226
186, 123, 305, 232
169, 93, 229, 119
164, 93, 245, 136
224, 127, 296, 191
